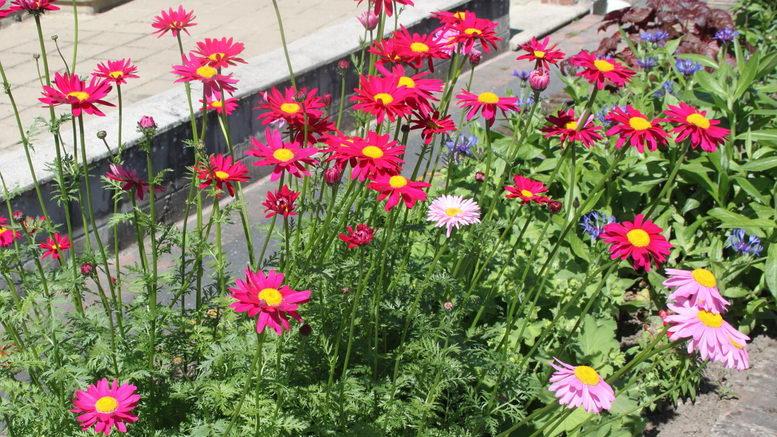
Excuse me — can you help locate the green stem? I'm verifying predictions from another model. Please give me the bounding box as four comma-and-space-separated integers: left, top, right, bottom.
225, 332, 266, 436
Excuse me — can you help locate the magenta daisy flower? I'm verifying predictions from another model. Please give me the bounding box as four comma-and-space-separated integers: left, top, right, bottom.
195, 154, 250, 197
516, 36, 565, 70
605, 106, 668, 153
427, 195, 481, 237
368, 174, 430, 211
662, 102, 729, 152
351, 74, 413, 124
71, 379, 140, 435
600, 214, 672, 272
105, 163, 154, 201
39, 72, 114, 117
193, 37, 246, 69
456, 89, 518, 126
568, 50, 635, 89
0, 217, 20, 248
330, 131, 404, 182
248, 128, 318, 181
357, 0, 413, 17
92, 59, 139, 86
663, 268, 729, 313
666, 304, 750, 370
201, 90, 238, 115
504, 175, 552, 205
152, 5, 196, 37
549, 358, 615, 414
172, 54, 238, 95
229, 268, 311, 335
40, 233, 70, 260
8, 0, 59, 14
256, 86, 326, 126
541, 109, 602, 148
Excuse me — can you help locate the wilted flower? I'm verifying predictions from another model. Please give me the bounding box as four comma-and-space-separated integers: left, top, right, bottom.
263, 185, 299, 218
338, 224, 375, 249
357, 10, 379, 30
40, 233, 70, 260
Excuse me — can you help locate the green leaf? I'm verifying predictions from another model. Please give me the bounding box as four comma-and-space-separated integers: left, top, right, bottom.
707, 208, 777, 233
734, 53, 759, 100
736, 129, 777, 143
695, 71, 726, 98
578, 315, 619, 368
766, 245, 777, 301
677, 53, 718, 69
740, 156, 777, 172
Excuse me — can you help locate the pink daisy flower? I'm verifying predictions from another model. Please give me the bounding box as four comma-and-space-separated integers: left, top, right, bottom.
390, 27, 449, 71
201, 90, 238, 115
71, 379, 140, 435
195, 154, 250, 197
666, 304, 750, 370
229, 269, 311, 335
39, 72, 114, 117
427, 195, 481, 238
600, 214, 672, 272
516, 36, 565, 70
40, 232, 70, 260
379, 64, 443, 111
8, 0, 59, 14
504, 175, 552, 204
605, 106, 669, 153
172, 54, 238, 95
662, 102, 729, 152
256, 86, 326, 126
549, 358, 615, 414
0, 216, 20, 248
568, 50, 635, 89
663, 268, 729, 313
330, 131, 404, 182
541, 109, 602, 148
248, 128, 318, 181
368, 174, 430, 211
92, 59, 139, 86
447, 14, 501, 54
339, 223, 375, 249
152, 5, 196, 38
193, 37, 246, 69
351, 74, 413, 124
456, 89, 518, 126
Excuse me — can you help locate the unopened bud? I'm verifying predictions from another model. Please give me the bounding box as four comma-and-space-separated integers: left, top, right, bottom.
138, 115, 157, 130
96, 130, 107, 140
528, 68, 550, 92
474, 171, 485, 183
80, 263, 95, 276
324, 166, 343, 185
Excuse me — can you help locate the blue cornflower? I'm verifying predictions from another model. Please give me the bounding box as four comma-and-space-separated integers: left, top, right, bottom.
653, 81, 674, 98
580, 211, 615, 241
675, 58, 703, 76
445, 134, 477, 164
519, 96, 535, 107
714, 27, 739, 43
512, 69, 531, 81
640, 29, 670, 44
726, 228, 764, 257
637, 56, 658, 70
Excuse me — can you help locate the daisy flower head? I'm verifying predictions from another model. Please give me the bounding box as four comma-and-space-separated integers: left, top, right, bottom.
432, 10, 470, 28
201, 90, 238, 115
409, 108, 456, 145
391, 27, 449, 71
448, 14, 501, 53
248, 128, 317, 181
541, 109, 602, 148
40, 72, 114, 117
379, 64, 443, 111
332, 131, 405, 181
92, 59, 139, 86
263, 185, 299, 218
357, 0, 413, 17
427, 195, 481, 238
8, 0, 59, 14
229, 268, 311, 335
600, 214, 672, 271
456, 89, 518, 126
172, 54, 238, 95
568, 50, 635, 90
368, 174, 430, 211
256, 86, 326, 126
725, 228, 764, 257
605, 105, 668, 153
352, 74, 412, 124
357, 9, 379, 31
579, 211, 615, 241
666, 304, 750, 370
0, 217, 20, 248
369, 38, 404, 68
152, 5, 196, 37
338, 223, 375, 249
71, 379, 140, 435
195, 154, 249, 197
549, 358, 615, 414
663, 102, 729, 153
105, 164, 154, 201
663, 268, 729, 314
504, 175, 551, 204
40, 232, 70, 260
516, 36, 565, 70
193, 37, 246, 69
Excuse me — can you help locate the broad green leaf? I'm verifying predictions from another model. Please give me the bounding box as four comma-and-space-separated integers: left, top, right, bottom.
740, 156, 777, 172
695, 71, 726, 98
707, 208, 776, 233
766, 245, 777, 301
735, 129, 777, 143
578, 315, 619, 368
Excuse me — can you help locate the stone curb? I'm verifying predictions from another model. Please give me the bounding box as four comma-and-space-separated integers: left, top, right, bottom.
509, 0, 591, 50
1, 0, 510, 247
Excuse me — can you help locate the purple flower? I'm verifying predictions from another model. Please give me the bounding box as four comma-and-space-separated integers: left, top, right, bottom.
653, 81, 674, 98
580, 210, 615, 241
675, 59, 703, 76
714, 27, 739, 43
726, 228, 764, 257
512, 69, 531, 81
445, 134, 477, 164
637, 57, 658, 70
640, 30, 670, 44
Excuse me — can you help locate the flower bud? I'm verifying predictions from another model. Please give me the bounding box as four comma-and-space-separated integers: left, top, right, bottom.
80, 263, 95, 277
337, 59, 350, 71
324, 166, 344, 185
474, 171, 485, 183
12, 210, 23, 222
299, 324, 313, 336
443, 301, 454, 311
529, 68, 550, 92
469, 49, 482, 66
357, 10, 379, 31
96, 130, 107, 140
138, 115, 157, 130
546, 200, 563, 214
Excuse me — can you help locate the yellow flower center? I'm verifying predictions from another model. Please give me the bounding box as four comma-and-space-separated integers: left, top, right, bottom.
533, 50, 546, 58
0, 227, 7, 234
626, 229, 650, 247
214, 170, 230, 180
211, 100, 224, 108
258, 287, 283, 307
574, 366, 600, 385
389, 175, 408, 188
196, 65, 218, 79
208, 52, 226, 61
697, 310, 723, 328
628, 116, 652, 131
686, 113, 710, 129
94, 396, 119, 414
593, 59, 615, 72
51, 244, 60, 251
453, 11, 466, 20
67, 91, 90, 102
464, 28, 482, 36
362, 146, 384, 159
520, 189, 534, 198
477, 92, 499, 104
272, 148, 295, 162
444, 207, 462, 217
280, 102, 300, 114
373, 92, 394, 105
691, 268, 717, 288
410, 42, 430, 53
108, 71, 124, 79
728, 336, 745, 349
398, 76, 416, 88
564, 121, 578, 130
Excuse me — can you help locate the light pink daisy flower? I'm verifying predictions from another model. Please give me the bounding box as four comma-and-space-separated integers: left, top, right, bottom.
426, 195, 480, 237
663, 268, 729, 313
665, 304, 750, 370
549, 358, 615, 414
71, 378, 140, 435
